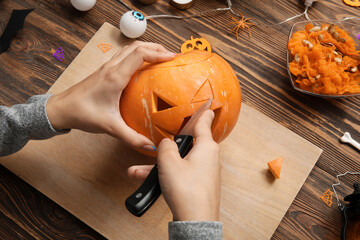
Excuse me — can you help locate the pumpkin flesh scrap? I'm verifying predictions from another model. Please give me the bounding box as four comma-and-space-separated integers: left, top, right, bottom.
288, 23, 360, 95
267, 157, 283, 179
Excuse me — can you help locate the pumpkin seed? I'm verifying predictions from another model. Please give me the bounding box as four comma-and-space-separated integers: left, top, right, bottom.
338, 37, 346, 43
310, 26, 321, 32
294, 54, 300, 62
334, 57, 342, 64
302, 39, 313, 50
328, 24, 335, 34
302, 40, 310, 45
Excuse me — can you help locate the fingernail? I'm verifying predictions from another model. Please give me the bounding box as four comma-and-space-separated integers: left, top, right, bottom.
142, 145, 157, 152
161, 138, 171, 143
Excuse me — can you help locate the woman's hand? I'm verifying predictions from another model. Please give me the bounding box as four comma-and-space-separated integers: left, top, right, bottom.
128, 110, 222, 221
46, 41, 176, 152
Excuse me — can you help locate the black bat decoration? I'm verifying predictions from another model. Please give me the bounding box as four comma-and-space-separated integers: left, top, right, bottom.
0, 9, 34, 54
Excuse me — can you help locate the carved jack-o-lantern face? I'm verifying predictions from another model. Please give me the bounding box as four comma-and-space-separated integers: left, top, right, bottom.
120, 50, 241, 155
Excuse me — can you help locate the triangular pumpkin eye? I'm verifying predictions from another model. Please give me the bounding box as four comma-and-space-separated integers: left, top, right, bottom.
191, 79, 214, 103
152, 92, 176, 112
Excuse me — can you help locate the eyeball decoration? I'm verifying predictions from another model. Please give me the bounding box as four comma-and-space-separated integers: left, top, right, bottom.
120, 11, 148, 38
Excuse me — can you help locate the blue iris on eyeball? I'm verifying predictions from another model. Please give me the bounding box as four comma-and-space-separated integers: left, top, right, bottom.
132, 11, 145, 21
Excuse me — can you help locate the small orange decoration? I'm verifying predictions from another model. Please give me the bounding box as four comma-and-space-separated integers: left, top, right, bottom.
267, 157, 283, 179
120, 50, 241, 155
343, 0, 360, 7
320, 189, 333, 207
97, 43, 113, 53
181, 36, 211, 53
227, 14, 256, 40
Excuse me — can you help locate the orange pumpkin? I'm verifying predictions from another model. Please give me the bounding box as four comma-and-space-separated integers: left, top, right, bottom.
120, 50, 241, 155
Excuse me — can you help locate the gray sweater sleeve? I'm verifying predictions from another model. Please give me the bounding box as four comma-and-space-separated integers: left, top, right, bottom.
0, 94, 69, 157
169, 221, 222, 240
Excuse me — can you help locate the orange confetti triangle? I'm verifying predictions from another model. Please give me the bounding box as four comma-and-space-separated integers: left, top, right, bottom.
320, 189, 333, 207
98, 43, 113, 53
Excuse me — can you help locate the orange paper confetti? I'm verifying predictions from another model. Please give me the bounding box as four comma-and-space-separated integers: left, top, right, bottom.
320, 189, 333, 207
98, 43, 113, 53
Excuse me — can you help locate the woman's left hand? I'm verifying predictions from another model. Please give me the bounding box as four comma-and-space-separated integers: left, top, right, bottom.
46, 41, 176, 152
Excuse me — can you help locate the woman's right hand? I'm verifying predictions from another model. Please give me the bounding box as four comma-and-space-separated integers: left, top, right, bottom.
128, 110, 222, 221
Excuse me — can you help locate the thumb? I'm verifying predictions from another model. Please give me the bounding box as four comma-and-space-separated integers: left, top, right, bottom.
157, 138, 181, 168
127, 165, 153, 181
193, 110, 215, 142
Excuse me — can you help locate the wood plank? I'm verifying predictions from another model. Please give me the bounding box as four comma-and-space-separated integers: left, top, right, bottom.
0, 22, 322, 240
0, 164, 105, 240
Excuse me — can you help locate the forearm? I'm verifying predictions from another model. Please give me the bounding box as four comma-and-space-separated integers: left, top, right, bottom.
0, 94, 69, 157
169, 221, 222, 240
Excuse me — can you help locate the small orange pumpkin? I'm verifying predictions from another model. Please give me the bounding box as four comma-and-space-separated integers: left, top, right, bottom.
181, 36, 212, 53
343, 0, 360, 6
120, 50, 241, 155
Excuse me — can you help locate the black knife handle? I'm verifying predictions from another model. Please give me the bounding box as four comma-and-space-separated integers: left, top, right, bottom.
125, 164, 161, 217
174, 135, 194, 158
125, 135, 194, 217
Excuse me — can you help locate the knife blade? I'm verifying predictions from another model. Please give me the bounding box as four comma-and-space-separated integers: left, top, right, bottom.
125, 98, 213, 217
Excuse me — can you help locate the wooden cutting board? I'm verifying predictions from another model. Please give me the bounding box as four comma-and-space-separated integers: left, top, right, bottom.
0, 23, 322, 239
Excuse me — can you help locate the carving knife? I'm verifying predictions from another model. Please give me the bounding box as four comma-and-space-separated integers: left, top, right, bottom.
125, 98, 213, 217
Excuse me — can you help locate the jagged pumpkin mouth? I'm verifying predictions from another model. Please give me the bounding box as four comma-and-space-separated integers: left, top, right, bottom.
153, 106, 222, 140
151, 78, 221, 139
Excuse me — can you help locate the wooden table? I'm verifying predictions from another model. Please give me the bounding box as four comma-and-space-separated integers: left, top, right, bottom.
0, 0, 359, 239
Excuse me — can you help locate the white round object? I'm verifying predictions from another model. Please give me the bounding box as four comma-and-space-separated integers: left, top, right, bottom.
70, 0, 96, 11
120, 11, 147, 39
171, 0, 194, 9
